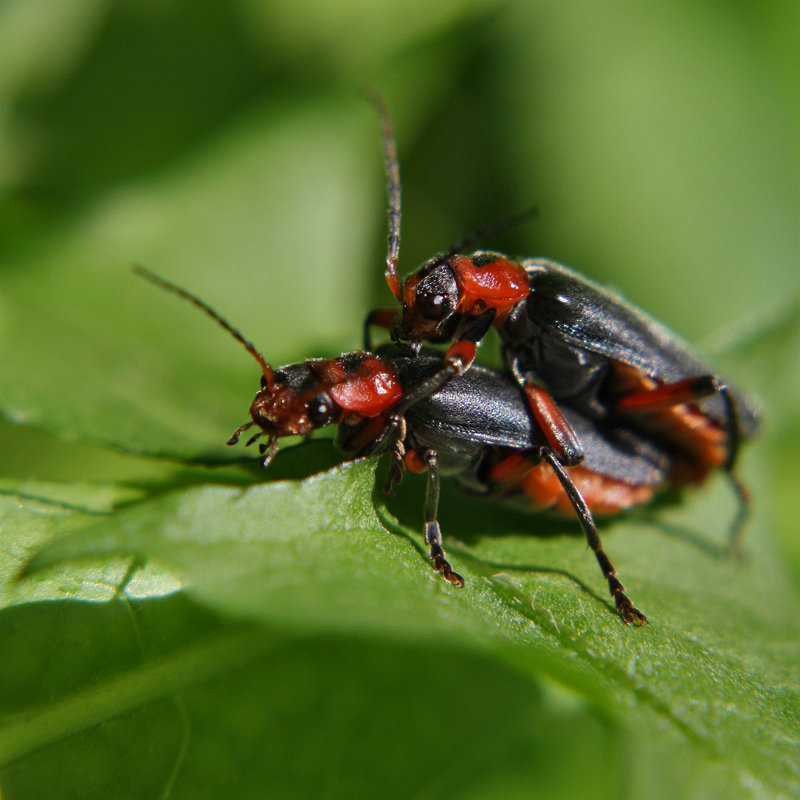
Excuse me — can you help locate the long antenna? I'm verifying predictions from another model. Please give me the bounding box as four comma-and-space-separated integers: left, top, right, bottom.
448, 206, 538, 257
132, 264, 274, 385
426, 206, 539, 272
364, 89, 403, 302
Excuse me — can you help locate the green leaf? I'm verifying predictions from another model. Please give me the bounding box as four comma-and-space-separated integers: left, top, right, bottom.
8, 427, 800, 797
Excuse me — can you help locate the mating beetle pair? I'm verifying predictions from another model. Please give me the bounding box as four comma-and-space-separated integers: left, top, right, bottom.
134, 102, 758, 625
135, 265, 669, 622
365, 99, 759, 527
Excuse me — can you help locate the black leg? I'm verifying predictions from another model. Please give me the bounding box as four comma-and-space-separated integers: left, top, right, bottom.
363, 308, 398, 350
390, 346, 476, 415
718, 385, 751, 551
539, 448, 647, 625
383, 415, 407, 496
421, 449, 464, 587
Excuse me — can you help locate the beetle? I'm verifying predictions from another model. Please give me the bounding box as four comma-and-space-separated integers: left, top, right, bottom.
364, 98, 760, 540
132, 265, 720, 624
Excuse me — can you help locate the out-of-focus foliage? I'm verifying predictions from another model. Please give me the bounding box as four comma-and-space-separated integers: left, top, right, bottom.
0, 2, 797, 798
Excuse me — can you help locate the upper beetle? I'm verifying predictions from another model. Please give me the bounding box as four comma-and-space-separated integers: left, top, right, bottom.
364, 97, 760, 539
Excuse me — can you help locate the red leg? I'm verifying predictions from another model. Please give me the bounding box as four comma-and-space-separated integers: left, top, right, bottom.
508, 356, 584, 466
524, 385, 584, 466
615, 375, 720, 413
615, 374, 751, 541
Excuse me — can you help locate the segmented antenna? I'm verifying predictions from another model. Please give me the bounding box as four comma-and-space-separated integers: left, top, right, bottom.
429, 206, 539, 270
364, 89, 403, 302
132, 264, 274, 385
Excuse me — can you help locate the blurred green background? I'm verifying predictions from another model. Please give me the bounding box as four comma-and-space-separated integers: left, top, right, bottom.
0, 1, 797, 798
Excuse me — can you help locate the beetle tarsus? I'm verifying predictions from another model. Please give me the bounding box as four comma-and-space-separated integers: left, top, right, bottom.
613, 587, 648, 626
227, 421, 254, 446
427, 528, 464, 587
432, 552, 465, 587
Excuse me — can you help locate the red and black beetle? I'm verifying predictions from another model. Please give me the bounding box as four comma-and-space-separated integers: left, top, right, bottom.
133, 266, 737, 624
364, 99, 760, 540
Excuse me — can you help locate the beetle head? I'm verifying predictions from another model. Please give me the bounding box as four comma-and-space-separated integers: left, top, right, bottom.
394, 256, 461, 343
132, 266, 340, 469
230, 361, 341, 467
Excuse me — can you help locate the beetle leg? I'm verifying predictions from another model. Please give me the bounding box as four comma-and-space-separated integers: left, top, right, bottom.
339, 414, 393, 457
363, 307, 398, 350
616, 375, 751, 544
383, 414, 408, 496
524, 385, 584, 466
509, 357, 584, 466
453, 310, 495, 347
718, 387, 750, 551
388, 315, 496, 414
538, 447, 647, 625
417, 448, 464, 587
372, 314, 494, 418
390, 341, 478, 416
227, 421, 254, 445
614, 375, 721, 413
613, 372, 743, 465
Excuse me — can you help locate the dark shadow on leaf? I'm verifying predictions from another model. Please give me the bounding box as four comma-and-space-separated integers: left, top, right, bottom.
373, 495, 618, 620
625, 489, 737, 560
371, 458, 582, 544
0, 594, 624, 800
644, 518, 740, 561
0, 488, 112, 516
457, 547, 620, 619
80, 440, 344, 512
376, 490, 616, 616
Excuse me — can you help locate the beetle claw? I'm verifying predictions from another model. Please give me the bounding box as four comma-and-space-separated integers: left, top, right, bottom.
432, 553, 464, 587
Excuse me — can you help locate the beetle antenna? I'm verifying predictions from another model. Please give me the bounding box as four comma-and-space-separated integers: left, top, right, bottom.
429, 206, 539, 271
132, 264, 274, 386
364, 88, 403, 302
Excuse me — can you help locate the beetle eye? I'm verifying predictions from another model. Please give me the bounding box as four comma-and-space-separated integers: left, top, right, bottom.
412, 267, 458, 323
418, 290, 452, 321
307, 394, 336, 427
